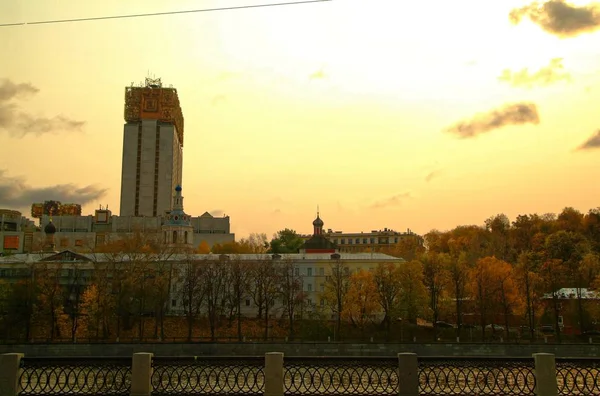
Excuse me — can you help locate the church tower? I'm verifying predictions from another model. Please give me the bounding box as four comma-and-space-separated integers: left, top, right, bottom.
161, 185, 194, 249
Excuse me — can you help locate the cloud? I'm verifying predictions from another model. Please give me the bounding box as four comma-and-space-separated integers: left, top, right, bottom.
445, 103, 540, 138
577, 130, 600, 150
370, 192, 412, 209
498, 58, 571, 88
0, 78, 85, 137
425, 170, 442, 183
509, 0, 600, 38
0, 170, 107, 208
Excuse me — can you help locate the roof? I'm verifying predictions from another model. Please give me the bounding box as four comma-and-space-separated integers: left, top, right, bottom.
0, 250, 403, 264
302, 235, 337, 251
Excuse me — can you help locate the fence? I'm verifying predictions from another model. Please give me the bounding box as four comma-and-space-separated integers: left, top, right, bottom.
0, 352, 599, 396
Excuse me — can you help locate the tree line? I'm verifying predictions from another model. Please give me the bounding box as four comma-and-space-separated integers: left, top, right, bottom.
0, 206, 598, 343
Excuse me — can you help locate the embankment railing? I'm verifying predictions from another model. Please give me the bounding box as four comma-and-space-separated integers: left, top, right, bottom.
1, 352, 598, 396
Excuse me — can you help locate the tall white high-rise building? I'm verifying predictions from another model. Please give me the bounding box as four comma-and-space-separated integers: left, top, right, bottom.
119, 77, 184, 217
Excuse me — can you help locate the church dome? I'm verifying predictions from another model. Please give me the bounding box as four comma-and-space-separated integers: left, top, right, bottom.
313, 216, 324, 227
44, 220, 57, 234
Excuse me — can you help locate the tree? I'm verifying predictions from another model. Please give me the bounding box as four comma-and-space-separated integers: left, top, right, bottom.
197, 241, 211, 254
397, 260, 428, 331
35, 263, 66, 340
222, 257, 251, 341
323, 259, 350, 341
421, 252, 449, 341
202, 258, 228, 341
545, 230, 590, 334
469, 257, 498, 341
268, 229, 304, 254
178, 256, 205, 341
446, 252, 470, 338
515, 251, 543, 340
343, 270, 379, 338
278, 259, 304, 340
540, 258, 568, 343
373, 262, 402, 334
248, 259, 280, 340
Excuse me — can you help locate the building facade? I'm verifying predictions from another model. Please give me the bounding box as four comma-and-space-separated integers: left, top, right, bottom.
120, 78, 184, 217
301, 227, 422, 253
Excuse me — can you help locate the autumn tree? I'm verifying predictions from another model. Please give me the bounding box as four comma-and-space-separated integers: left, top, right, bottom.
469, 257, 502, 341
545, 230, 590, 334
373, 262, 402, 333
397, 260, 428, 330
35, 263, 65, 340
420, 252, 449, 341
444, 252, 470, 337
343, 270, 379, 338
323, 259, 350, 341
197, 241, 211, 254
515, 251, 544, 340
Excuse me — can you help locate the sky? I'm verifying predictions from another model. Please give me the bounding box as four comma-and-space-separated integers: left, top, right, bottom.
1, 0, 599, 239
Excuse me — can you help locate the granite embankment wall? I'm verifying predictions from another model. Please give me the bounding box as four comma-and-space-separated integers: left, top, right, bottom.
1, 342, 599, 357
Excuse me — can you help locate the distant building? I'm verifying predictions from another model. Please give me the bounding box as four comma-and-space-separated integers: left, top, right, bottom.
34, 186, 233, 252
0, 209, 37, 254
301, 227, 422, 253
120, 77, 184, 217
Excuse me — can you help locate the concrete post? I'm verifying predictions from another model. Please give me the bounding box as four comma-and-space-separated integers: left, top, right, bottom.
533, 353, 558, 396
131, 353, 153, 396
397, 353, 419, 396
264, 352, 284, 396
0, 353, 24, 396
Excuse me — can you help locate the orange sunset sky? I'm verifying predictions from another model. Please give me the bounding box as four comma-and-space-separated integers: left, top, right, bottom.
1, 0, 599, 238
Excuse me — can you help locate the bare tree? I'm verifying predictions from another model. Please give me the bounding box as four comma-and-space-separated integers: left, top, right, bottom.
203, 257, 229, 341
222, 257, 251, 341
178, 255, 205, 341
323, 258, 350, 341
278, 258, 304, 340
248, 258, 280, 340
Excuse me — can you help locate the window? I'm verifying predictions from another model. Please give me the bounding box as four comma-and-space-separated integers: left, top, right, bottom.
307, 268, 312, 276
307, 299, 312, 306
294, 268, 299, 276
307, 284, 312, 292
172, 284, 177, 293
363, 238, 367, 244
341, 239, 346, 244
171, 299, 177, 307
173, 231, 178, 243
319, 267, 324, 276
184, 231, 188, 244
246, 299, 251, 306
320, 299, 325, 307
320, 284, 324, 292
370, 238, 375, 244
355, 238, 360, 244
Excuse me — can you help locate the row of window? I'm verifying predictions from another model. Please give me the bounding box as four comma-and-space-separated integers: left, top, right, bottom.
334, 237, 397, 245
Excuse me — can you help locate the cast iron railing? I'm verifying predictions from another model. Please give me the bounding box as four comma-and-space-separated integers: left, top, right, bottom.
284, 357, 398, 395
19, 356, 131, 396
418, 357, 536, 395
14, 355, 600, 396
151, 356, 265, 395
556, 358, 600, 395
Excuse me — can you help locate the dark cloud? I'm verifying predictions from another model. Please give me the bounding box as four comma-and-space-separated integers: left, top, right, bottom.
0, 169, 107, 208
498, 58, 571, 88
0, 78, 85, 137
577, 130, 600, 150
509, 0, 600, 38
370, 193, 412, 209
425, 170, 442, 183
445, 103, 540, 138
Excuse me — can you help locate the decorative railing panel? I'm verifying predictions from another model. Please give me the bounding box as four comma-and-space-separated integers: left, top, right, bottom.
19, 357, 131, 396
418, 357, 536, 396
151, 356, 265, 395
284, 357, 398, 395
556, 358, 600, 395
